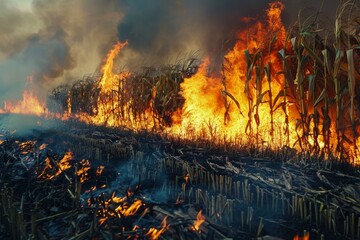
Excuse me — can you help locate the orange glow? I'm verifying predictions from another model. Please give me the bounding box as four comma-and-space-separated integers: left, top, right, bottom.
73, 41, 158, 129
293, 232, 310, 240
18, 140, 36, 154
112, 194, 126, 203
192, 210, 206, 231
60, 2, 359, 163
115, 199, 142, 216
38, 151, 73, 180
76, 41, 135, 127
0, 87, 48, 117
146, 216, 168, 240
96, 165, 105, 176
77, 159, 91, 183
94, 194, 145, 226
0, 140, 4, 145
169, 1, 289, 148
56, 151, 73, 175
39, 144, 48, 151
1, 1, 357, 164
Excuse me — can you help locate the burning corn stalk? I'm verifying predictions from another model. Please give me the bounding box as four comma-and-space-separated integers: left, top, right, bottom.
51, 1, 360, 163
0, 0, 337, 165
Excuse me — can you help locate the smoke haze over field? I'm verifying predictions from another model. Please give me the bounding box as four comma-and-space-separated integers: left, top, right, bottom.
0, 0, 341, 103
0, 0, 124, 102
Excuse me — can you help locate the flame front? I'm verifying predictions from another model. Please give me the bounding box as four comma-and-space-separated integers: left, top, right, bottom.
171, 2, 289, 147
2, 1, 359, 163
0, 89, 48, 117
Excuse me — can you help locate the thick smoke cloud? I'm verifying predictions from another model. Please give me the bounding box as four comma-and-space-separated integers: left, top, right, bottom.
117, 0, 341, 68
0, 0, 341, 103
0, 0, 124, 102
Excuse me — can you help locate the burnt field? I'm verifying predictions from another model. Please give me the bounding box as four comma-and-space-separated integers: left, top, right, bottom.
1, 115, 360, 240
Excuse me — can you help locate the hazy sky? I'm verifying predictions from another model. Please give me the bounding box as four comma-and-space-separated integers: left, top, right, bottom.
7, 0, 32, 11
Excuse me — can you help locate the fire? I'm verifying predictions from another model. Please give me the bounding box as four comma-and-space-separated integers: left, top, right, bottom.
0, 76, 48, 117
293, 232, 310, 240
170, 1, 288, 147
77, 159, 91, 183
39, 144, 48, 151
77, 41, 135, 127
0, 1, 357, 163
96, 165, 105, 176
93, 193, 145, 227
18, 140, 36, 154
192, 210, 206, 232
145, 216, 168, 240
56, 151, 73, 175
115, 199, 143, 216
38, 151, 73, 180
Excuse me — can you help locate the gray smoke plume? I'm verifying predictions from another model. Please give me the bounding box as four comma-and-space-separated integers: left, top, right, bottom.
0, 0, 124, 103
117, 0, 341, 68
0, 0, 341, 104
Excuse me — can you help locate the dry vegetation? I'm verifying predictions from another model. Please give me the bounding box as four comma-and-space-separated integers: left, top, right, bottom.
50, 1, 360, 163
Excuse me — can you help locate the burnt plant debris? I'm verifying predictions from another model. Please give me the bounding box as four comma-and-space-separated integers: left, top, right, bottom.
1, 116, 360, 239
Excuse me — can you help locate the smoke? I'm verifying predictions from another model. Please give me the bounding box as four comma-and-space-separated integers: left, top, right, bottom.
0, 0, 124, 102
117, 0, 341, 69
0, 0, 341, 103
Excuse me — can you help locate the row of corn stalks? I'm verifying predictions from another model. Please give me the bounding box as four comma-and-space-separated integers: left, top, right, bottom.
50, 1, 360, 163
50, 59, 198, 129
226, 0, 360, 163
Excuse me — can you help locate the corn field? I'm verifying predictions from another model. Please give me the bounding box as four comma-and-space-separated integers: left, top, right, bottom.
50, 1, 360, 164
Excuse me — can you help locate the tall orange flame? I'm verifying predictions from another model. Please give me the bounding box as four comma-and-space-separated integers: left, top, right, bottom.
0, 75, 48, 117
0, 89, 48, 117
170, 2, 289, 148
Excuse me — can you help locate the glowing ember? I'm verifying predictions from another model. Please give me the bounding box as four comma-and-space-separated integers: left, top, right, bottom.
96, 165, 105, 176
192, 210, 206, 231
93, 193, 146, 227
18, 140, 36, 155
38, 151, 74, 180
293, 232, 310, 240
56, 151, 73, 175
77, 159, 91, 183
39, 144, 48, 151
112, 194, 126, 203
84, 186, 97, 193
145, 216, 168, 240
